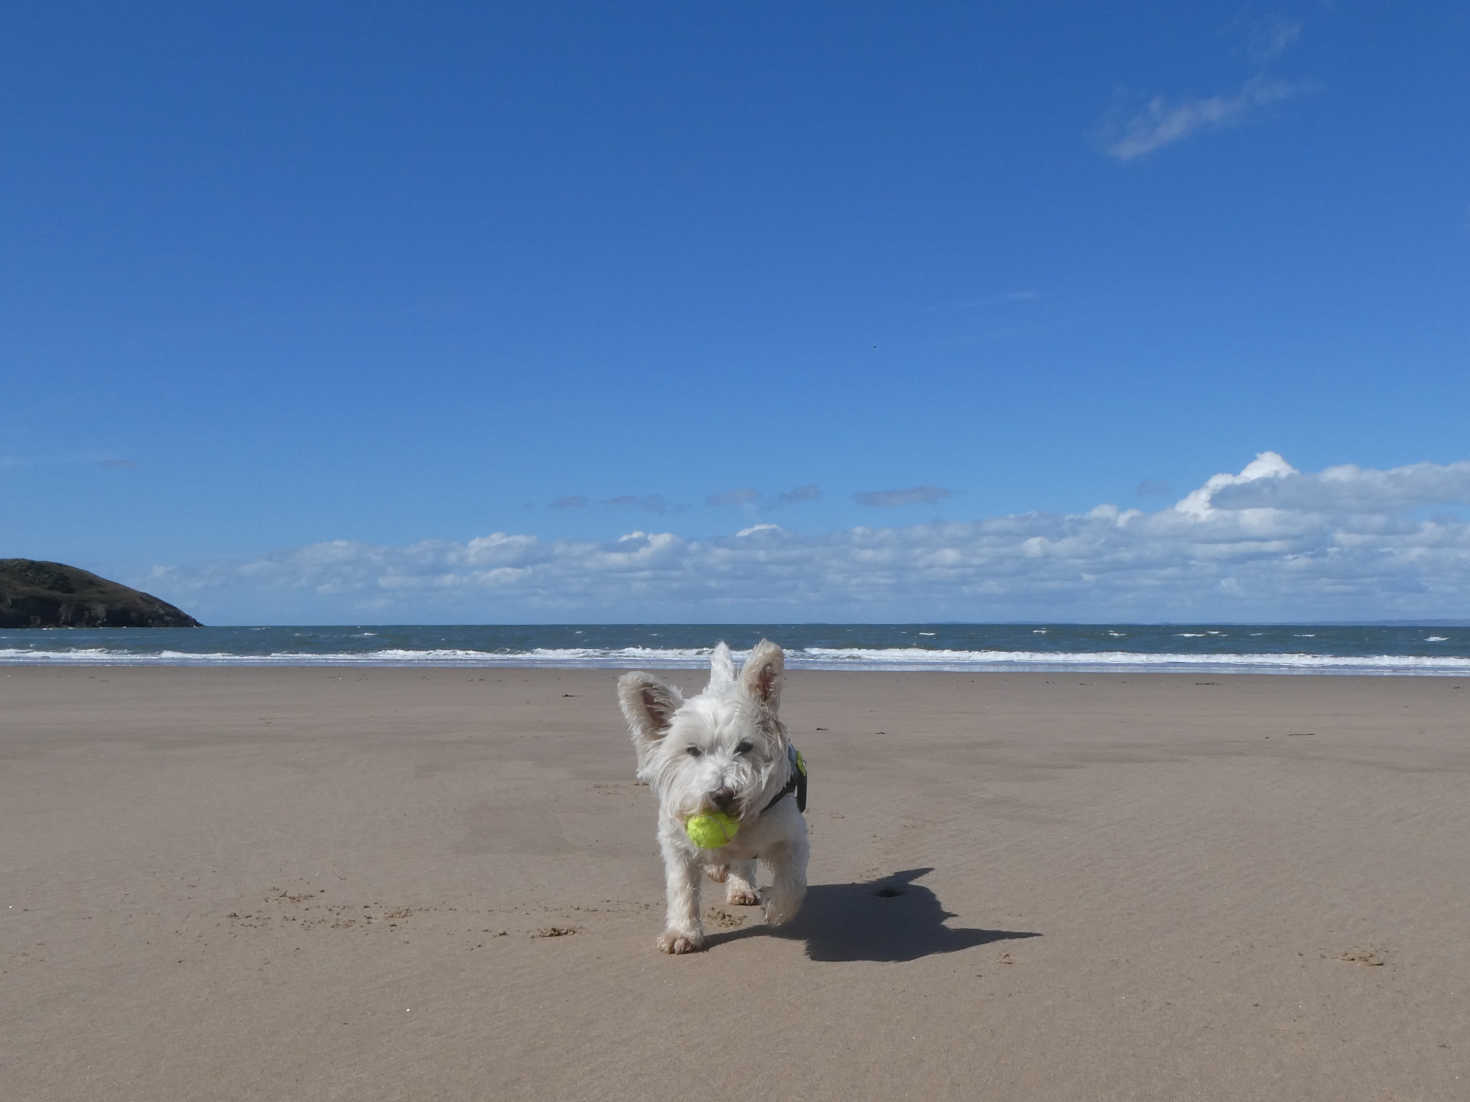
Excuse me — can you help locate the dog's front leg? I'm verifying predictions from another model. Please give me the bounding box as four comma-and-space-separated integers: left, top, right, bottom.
761, 829, 809, 927
656, 836, 706, 954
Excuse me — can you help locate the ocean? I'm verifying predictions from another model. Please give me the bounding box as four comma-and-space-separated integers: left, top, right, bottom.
2, 623, 1468, 676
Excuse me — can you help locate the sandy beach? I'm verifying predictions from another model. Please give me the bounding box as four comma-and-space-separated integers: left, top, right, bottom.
2, 666, 1467, 1100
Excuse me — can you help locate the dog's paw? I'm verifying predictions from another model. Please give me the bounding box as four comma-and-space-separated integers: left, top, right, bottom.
705, 864, 730, 884
656, 929, 707, 954
762, 886, 805, 927
725, 887, 760, 906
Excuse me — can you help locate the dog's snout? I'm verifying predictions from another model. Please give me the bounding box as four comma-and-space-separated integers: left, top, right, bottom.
711, 788, 738, 813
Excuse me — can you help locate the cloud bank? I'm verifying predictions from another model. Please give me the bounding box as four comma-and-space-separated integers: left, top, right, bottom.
146, 454, 1470, 623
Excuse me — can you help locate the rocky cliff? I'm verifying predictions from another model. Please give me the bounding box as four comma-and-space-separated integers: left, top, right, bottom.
0, 559, 202, 628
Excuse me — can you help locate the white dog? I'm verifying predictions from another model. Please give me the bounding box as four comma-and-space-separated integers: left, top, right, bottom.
618, 640, 809, 954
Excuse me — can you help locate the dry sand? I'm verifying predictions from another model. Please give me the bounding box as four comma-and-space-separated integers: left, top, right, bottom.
2, 666, 1467, 1100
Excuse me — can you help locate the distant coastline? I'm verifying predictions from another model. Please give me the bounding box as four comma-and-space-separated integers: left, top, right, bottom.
0, 559, 201, 629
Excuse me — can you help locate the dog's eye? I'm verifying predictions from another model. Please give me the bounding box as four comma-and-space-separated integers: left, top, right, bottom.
735, 741, 753, 754
685, 746, 703, 758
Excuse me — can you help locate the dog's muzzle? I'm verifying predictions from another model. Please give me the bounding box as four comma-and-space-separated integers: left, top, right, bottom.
709, 787, 739, 814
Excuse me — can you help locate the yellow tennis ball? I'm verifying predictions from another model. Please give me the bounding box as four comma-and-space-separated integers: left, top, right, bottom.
685, 811, 740, 849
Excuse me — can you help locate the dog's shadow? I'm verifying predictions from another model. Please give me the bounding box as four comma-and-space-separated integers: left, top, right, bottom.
709, 867, 1040, 963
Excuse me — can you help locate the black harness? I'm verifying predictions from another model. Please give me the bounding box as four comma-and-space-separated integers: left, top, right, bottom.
761, 744, 808, 815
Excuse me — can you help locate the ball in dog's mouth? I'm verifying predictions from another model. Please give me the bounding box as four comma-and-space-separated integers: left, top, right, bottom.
684, 811, 741, 849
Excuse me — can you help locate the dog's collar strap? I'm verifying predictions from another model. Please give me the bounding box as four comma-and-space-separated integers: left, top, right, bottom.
762, 744, 807, 815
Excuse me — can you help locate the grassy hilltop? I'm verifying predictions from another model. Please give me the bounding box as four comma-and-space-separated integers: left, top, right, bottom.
0, 559, 201, 628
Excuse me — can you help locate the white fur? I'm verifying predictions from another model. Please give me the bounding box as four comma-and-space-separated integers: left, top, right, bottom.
618, 640, 809, 954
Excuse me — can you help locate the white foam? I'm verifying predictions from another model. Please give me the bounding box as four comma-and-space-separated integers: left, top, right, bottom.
791, 646, 1470, 673
3, 644, 1468, 676
794, 647, 1470, 675
0, 647, 118, 659
1426, 635, 1449, 643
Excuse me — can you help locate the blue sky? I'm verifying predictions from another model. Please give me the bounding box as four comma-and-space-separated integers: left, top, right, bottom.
5, 2, 1469, 624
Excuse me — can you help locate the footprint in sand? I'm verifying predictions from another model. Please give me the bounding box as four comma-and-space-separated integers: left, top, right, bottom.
704, 907, 746, 929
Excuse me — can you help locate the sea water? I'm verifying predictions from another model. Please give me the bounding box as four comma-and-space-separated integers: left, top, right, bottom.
2, 623, 1468, 675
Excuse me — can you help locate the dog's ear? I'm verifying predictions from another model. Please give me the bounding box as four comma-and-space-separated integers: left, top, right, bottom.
740, 639, 784, 713
708, 641, 736, 690
618, 671, 683, 743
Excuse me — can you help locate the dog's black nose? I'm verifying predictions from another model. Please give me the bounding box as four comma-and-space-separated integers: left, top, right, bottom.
711, 788, 738, 813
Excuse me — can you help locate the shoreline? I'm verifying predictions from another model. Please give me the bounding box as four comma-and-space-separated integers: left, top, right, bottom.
5, 622, 1469, 679
4, 667, 1467, 1100
3, 659, 1469, 676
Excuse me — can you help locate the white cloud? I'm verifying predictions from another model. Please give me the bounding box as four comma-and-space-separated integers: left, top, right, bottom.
2, 452, 136, 470
736, 523, 784, 538
145, 454, 1470, 623
1102, 76, 1309, 160
1247, 15, 1303, 64
855, 485, 953, 507
602, 494, 670, 513
708, 488, 761, 506
1210, 460, 1470, 513
1173, 450, 1297, 517
775, 484, 822, 506
963, 289, 1041, 308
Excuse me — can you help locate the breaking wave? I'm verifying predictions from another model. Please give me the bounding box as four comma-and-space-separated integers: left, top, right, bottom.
3, 644, 1468, 676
